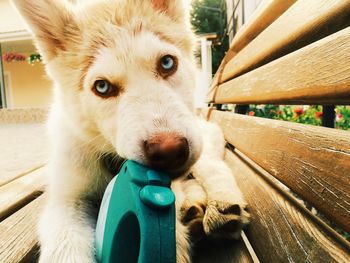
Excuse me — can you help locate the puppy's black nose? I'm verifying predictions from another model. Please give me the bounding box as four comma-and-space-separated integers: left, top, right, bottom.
144, 132, 189, 171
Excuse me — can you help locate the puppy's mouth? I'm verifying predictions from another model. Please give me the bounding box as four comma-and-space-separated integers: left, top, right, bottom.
103, 153, 190, 178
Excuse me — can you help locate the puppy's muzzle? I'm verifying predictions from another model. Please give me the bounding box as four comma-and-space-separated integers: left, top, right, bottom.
143, 132, 189, 172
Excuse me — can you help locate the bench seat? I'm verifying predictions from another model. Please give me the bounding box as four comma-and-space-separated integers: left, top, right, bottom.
204, 0, 350, 261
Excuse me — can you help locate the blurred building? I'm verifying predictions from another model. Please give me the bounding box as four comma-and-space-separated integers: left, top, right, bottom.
0, 0, 52, 109
226, 0, 263, 42
194, 33, 218, 108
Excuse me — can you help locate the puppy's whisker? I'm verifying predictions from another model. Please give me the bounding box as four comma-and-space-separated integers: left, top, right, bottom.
70, 134, 104, 152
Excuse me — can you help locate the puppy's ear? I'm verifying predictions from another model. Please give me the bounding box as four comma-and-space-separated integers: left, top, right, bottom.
11, 0, 79, 60
151, 0, 187, 20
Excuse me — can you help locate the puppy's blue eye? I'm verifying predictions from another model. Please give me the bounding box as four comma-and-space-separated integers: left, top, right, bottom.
93, 79, 119, 98
95, 80, 110, 94
161, 55, 175, 70
158, 55, 178, 77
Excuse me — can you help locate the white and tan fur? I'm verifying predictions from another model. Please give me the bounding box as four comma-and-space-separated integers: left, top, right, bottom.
12, 0, 249, 262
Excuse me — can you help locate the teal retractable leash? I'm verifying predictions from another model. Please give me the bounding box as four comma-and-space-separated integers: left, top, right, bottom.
95, 160, 176, 263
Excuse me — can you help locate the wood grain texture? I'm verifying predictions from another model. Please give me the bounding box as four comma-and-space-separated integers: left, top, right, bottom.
0, 195, 45, 263
209, 110, 350, 233
208, 0, 296, 100
0, 167, 46, 220
225, 150, 350, 263
214, 27, 350, 105
229, 0, 297, 56
220, 0, 350, 84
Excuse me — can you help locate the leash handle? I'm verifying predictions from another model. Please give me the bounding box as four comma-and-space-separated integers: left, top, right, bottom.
95, 161, 176, 263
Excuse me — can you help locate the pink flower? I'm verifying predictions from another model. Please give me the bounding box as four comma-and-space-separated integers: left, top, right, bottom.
336, 114, 343, 122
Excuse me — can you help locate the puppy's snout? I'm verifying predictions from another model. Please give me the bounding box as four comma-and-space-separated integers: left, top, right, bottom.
144, 132, 189, 171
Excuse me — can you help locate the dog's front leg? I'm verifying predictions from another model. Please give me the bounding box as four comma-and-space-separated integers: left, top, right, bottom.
38, 198, 96, 263
191, 119, 250, 239
38, 133, 104, 263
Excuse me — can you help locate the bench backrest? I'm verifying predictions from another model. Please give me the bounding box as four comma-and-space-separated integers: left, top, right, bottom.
205, 0, 350, 262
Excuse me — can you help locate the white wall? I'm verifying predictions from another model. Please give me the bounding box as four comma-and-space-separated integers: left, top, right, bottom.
0, 0, 27, 33
194, 38, 212, 108
244, 0, 264, 23
226, 0, 264, 42
0, 0, 31, 42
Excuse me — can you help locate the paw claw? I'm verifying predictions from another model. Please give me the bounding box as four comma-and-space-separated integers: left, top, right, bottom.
219, 204, 241, 215
180, 204, 206, 242
181, 205, 204, 224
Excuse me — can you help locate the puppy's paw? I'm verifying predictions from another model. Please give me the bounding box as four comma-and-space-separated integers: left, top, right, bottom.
180, 202, 206, 243
203, 200, 249, 240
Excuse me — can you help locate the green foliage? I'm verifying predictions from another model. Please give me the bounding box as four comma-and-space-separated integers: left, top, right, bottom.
191, 0, 229, 74
248, 105, 350, 130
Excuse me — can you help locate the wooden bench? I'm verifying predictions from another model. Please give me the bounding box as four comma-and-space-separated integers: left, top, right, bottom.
199, 0, 350, 262
1, 1, 350, 262
0, 110, 48, 263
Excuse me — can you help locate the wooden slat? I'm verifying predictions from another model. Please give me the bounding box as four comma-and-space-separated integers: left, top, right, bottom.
208, 0, 296, 98
213, 27, 350, 105
0, 167, 46, 220
220, 0, 350, 85
229, 0, 297, 56
0, 123, 48, 187
209, 110, 350, 233
225, 150, 350, 263
0, 195, 45, 263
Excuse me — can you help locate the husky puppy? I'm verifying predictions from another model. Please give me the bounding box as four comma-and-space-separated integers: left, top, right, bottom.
12, 0, 249, 262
